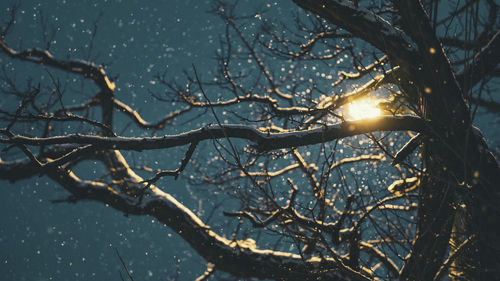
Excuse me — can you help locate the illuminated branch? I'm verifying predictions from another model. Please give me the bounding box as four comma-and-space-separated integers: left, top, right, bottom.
224, 178, 299, 228
217, 7, 292, 100
307, 67, 399, 125
292, 0, 418, 63
327, 154, 385, 174
392, 133, 424, 165
333, 55, 389, 87
0, 110, 112, 134
346, 194, 419, 238
292, 149, 323, 213
176, 91, 319, 116
0, 144, 83, 181
433, 236, 474, 281
40, 150, 371, 281
2, 2, 498, 280
263, 26, 353, 61
113, 99, 191, 130
0, 116, 429, 152
244, 163, 301, 178
0, 37, 116, 132
359, 241, 399, 277
0, 40, 115, 94
142, 141, 198, 183
195, 263, 215, 281
226, 181, 354, 238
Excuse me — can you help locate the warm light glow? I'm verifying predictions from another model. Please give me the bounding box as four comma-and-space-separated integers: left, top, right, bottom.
344, 98, 382, 120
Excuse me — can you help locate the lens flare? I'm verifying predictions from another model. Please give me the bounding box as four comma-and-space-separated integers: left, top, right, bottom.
344, 98, 382, 121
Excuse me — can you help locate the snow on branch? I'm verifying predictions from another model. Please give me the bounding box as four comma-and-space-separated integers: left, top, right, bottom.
0, 40, 115, 94
0, 116, 428, 152
292, 0, 418, 62
38, 150, 372, 281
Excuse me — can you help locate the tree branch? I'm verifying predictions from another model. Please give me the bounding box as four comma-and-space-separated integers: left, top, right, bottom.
0, 116, 428, 152
456, 29, 500, 93
43, 150, 370, 281
292, 0, 417, 62
0, 40, 115, 94
113, 99, 191, 130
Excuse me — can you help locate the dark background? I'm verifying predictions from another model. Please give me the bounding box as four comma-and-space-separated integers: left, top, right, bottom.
0, 1, 238, 280
0, 1, 498, 281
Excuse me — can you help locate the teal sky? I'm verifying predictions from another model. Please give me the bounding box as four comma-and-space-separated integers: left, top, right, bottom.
1, 1, 499, 280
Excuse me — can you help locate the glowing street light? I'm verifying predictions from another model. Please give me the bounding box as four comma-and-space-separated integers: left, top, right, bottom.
344, 98, 382, 121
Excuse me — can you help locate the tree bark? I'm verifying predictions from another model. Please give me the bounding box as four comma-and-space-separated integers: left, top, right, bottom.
293, 0, 500, 279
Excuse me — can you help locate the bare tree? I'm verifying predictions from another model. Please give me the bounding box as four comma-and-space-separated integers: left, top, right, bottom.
1, 0, 499, 280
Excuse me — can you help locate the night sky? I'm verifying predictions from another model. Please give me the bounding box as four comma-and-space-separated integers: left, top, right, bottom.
1, 1, 499, 281
0, 1, 282, 280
